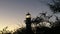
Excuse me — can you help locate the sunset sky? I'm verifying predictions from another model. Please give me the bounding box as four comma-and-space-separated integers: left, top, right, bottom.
0, 0, 52, 31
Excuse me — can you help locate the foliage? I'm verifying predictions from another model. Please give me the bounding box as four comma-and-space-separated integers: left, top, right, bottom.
0, 26, 12, 34
48, 0, 60, 13
13, 28, 26, 34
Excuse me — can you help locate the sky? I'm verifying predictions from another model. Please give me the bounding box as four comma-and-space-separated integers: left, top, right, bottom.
0, 0, 53, 31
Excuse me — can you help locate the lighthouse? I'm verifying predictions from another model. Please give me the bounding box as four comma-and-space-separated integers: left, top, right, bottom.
25, 12, 34, 34
26, 12, 31, 31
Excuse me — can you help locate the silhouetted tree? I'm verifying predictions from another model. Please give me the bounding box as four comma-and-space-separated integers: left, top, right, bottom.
48, 0, 60, 33
48, 0, 60, 13
0, 26, 11, 34
13, 27, 28, 34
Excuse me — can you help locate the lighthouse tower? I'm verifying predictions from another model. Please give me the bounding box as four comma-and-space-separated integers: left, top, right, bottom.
26, 12, 31, 31
25, 12, 34, 34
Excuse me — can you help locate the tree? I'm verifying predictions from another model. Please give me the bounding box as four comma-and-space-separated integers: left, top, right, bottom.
48, 0, 60, 27
48, 0, 60, 13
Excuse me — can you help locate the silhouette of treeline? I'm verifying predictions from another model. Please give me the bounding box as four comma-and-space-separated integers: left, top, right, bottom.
0, 26, 12, 34
13, 12, 60, 34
